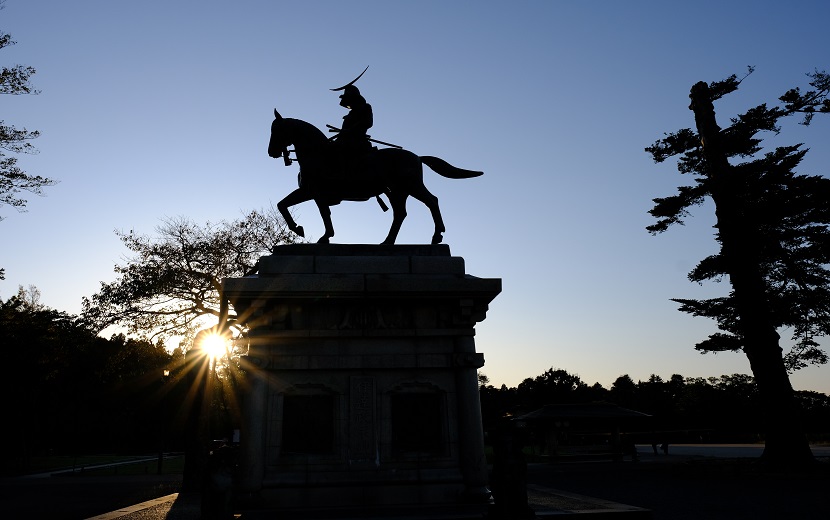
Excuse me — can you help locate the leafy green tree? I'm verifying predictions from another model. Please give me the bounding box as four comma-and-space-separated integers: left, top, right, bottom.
795, 390, 830, 437
1, 288, 76, 466
0, 12, 56, 224
83, 209, 296, 481
635, 375, 670, 415
82, 209, 296, 349
1, 287, 171, 468
646, 69, 830, 465
609, 374, 637, 409
516, 367, 592, 411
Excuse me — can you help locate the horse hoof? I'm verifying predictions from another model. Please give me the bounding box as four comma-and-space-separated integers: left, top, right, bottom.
295, 226, 305, 238
432, 233, 443, 245
317, 236, 330, 244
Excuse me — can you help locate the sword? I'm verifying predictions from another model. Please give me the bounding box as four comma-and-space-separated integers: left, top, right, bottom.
326, 125, 402, 149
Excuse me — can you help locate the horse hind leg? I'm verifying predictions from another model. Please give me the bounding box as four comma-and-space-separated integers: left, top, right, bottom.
409, 184, 445, 244
381, 192, 408, 245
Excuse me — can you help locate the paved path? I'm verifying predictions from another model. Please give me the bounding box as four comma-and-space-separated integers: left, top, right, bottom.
84, 493, 200, 520
82, 490, 649, 519
528, 444, 830, 520
639, 443, 830, 459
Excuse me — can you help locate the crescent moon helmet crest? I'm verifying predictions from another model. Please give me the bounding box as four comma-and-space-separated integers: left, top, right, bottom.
330, 65, 370, 91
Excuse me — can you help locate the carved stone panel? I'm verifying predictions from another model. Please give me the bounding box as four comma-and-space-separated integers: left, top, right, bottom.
349, 376, 377, 466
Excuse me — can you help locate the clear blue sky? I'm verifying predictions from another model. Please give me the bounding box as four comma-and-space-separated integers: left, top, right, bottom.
2, 1, 829, 393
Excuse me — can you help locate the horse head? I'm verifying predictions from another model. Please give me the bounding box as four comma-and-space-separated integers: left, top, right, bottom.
268, 110, 331, 163
268, 109, 290, 158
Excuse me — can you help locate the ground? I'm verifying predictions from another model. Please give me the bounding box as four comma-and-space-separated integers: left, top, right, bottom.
2, 448, 828, 519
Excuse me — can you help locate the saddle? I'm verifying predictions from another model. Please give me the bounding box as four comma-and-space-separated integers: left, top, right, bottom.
300, 146, 377, 190
298, 147, 386, 209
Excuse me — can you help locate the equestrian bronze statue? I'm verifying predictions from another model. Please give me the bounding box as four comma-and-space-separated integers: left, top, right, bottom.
268, 109, 483, 245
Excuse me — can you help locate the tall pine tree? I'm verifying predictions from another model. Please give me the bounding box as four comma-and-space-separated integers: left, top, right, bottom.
646, 69, 830, 466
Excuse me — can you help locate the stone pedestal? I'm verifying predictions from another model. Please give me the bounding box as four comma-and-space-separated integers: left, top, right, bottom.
224, 244, 501, 515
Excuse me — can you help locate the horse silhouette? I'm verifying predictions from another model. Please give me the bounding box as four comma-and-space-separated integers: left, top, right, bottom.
268, 109, 483, 245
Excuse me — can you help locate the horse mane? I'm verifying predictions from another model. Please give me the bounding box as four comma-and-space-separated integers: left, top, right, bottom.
284, 118, 329, 148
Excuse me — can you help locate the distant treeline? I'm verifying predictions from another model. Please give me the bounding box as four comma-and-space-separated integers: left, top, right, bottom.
1, 292, 197, 475
479, 368, 830, 443
4, 290, 829, 476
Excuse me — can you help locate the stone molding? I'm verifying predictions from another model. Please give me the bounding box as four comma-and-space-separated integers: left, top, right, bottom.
224, 244, 501, 335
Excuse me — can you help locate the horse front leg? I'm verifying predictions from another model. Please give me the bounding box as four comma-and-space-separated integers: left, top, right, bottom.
315, 199, 335, 244
277, 189, 311, 238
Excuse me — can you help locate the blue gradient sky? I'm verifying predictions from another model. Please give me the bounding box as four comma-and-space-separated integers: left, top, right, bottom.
2, 1, 829, 393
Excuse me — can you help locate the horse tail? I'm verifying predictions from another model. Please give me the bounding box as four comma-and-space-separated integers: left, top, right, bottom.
420, 156, 483, 179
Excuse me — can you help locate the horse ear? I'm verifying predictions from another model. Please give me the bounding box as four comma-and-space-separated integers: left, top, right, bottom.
274, 108, 282, 119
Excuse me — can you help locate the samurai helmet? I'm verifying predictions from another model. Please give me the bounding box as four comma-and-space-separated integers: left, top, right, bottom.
338, 84, 365, 108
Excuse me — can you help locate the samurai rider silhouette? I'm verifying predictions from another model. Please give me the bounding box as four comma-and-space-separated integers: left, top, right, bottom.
330, 66, 374, 176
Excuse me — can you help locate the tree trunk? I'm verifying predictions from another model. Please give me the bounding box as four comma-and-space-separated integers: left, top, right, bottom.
688, 82, 814, 467
182, 343, 212, 491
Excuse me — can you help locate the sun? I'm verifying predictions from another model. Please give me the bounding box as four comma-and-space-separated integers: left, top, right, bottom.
200, 332, 227, 359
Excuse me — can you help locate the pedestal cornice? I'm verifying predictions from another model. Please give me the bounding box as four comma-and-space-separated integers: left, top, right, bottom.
223, 244, 501, 333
